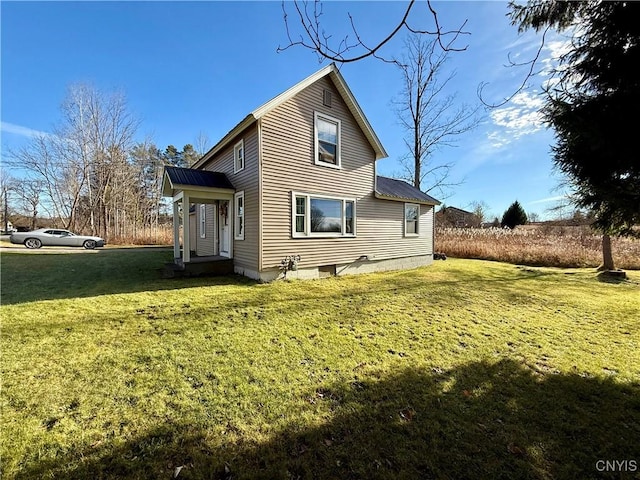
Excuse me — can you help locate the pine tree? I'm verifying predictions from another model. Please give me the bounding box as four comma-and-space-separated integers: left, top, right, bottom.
501, 201, 528, 229
509, 1, 640, 270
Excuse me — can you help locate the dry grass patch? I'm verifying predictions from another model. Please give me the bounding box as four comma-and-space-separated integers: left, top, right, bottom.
436, 226, 640, 269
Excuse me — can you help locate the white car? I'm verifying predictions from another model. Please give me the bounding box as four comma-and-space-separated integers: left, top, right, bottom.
9, 228, 106, 250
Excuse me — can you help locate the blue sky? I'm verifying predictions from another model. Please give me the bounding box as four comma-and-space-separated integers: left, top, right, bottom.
1, 1, 568, 220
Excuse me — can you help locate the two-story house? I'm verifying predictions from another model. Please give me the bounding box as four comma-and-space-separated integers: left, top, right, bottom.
162, 63, 440, 281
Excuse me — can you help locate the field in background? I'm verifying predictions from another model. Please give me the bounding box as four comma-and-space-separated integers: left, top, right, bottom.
436, 226, 640, 270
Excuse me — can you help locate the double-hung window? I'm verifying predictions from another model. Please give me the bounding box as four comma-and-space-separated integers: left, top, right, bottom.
234, 139, 244, 173
234, 191, 245, 240
405, 203, 419, 236
292, 192, 355, 237
314, 112, 341, 168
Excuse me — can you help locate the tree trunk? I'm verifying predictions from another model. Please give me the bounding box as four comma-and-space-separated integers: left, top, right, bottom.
600, 233, 615, 271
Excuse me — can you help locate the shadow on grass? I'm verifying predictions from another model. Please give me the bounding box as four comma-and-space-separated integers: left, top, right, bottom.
14, 359, 640, 480
596, 270, 634, 285
0, 247, 559, 307
0, 248, 257, 305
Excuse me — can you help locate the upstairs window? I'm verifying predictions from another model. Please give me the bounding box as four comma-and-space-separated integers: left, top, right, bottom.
234, 139, 245, 173
405, 203, 419, 236
314, 112, 341, 168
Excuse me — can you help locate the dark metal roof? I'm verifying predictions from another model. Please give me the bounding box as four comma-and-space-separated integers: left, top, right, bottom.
443, 206, 474, 216
375, 176, 440, 205
165, 166, 235, 190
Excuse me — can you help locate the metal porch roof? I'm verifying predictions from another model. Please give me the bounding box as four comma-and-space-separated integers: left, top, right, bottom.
375, 176, 440, 205
164, 166, 235, 190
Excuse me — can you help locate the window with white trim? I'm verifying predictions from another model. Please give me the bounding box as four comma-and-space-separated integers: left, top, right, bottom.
314, 112, 341, 168
234, 191, 245, 240
199, 204, 206, 238
292, 192, 355, 237
405, 203, 419, 236
234, 139, 244, 173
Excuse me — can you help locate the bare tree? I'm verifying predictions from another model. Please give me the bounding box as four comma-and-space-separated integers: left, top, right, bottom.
394, 34, 482, 198
468, 200, 490, 226
8, 133, 85, 229
528, 211, 541, 223
60, 84, 138, 238
194, 131, 211, 157
130, 141, 166, 237
0, 171, 17, 233
278, 0, 470, 65
7, 84, 139, 239
14, 179, 44, 230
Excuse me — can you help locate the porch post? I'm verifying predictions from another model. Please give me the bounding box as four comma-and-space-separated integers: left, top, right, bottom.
173, 199, 180, 260
183, 192, 191, 263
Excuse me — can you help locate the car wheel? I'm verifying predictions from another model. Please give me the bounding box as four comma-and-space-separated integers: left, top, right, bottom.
83, 240, 97, 250
25, 238, 42, 249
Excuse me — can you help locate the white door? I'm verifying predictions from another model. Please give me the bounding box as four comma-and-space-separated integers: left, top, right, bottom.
219, 200, 230, 258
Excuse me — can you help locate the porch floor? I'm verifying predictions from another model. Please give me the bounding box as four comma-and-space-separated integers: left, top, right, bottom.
187, 255, 230, 264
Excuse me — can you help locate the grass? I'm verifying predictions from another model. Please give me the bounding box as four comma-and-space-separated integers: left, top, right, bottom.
1, 249, 639, 479
436, 226, 640, 270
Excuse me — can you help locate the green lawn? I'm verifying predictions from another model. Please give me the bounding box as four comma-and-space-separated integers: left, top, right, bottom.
1, 249, 639, 479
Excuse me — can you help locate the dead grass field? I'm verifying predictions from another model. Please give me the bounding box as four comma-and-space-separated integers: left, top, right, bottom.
436, 226, 640, 270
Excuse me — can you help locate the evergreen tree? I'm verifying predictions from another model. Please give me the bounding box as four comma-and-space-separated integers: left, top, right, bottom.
163, 145, 184, 168
509, 1, 640, 269
501, 201, 528, 229
182, 144, 200, 167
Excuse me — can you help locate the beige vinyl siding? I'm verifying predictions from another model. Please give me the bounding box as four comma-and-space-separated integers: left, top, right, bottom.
196, 204, 215, 256
189, 212, 196, 253
260, 76, 434, 271
202, 124, 259, 271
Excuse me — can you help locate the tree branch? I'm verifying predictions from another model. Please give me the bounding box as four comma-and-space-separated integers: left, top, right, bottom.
278, 0, 470, 65
478, 26, 551, 108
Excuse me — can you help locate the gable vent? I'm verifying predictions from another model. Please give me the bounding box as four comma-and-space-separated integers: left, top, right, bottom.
323, 89, 332, 107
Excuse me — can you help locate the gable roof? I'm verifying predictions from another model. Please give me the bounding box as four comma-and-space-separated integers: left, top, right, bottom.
162, 166, 235, 196
375, 176, 440, 205
192, 63, 387, 169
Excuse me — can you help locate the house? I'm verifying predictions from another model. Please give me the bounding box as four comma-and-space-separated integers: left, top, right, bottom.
162, 63, 440, 281
437, 206, 480, 228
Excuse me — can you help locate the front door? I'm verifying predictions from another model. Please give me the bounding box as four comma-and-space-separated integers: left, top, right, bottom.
219, 200, 230, 258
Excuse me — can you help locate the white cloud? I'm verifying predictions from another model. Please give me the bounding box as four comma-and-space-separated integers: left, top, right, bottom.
1, 121, 53, 139
484, 29, 572, 149
487, 91, 546, 147
528, 195, 567, 205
